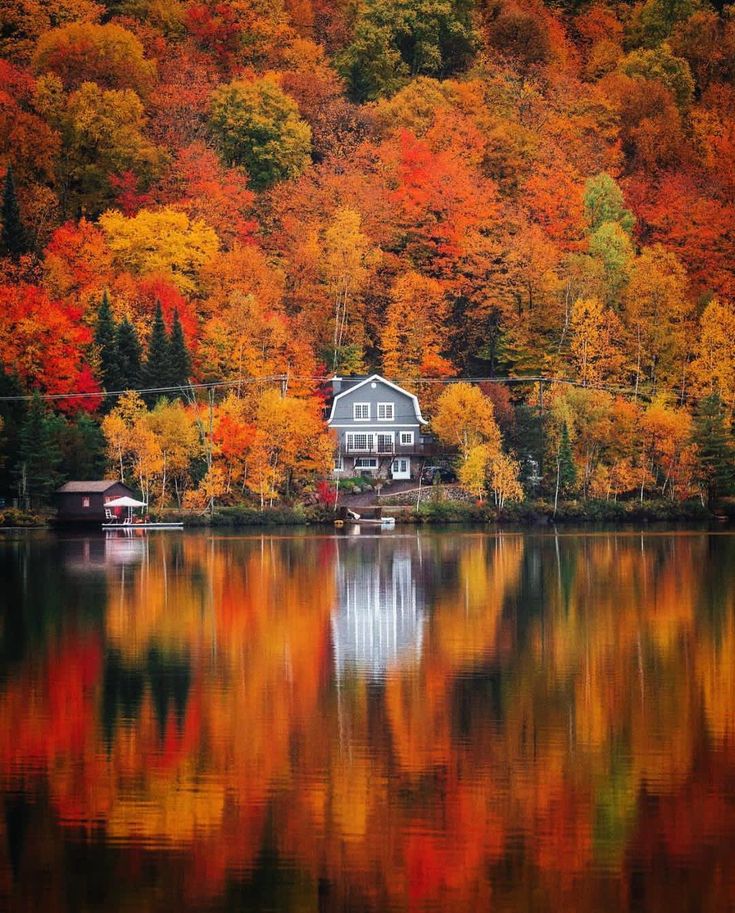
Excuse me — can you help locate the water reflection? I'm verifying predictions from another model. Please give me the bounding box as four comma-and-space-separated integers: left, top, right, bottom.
0, 530, 734, 912
62, 531, 148, 574
332, 538, 425, 679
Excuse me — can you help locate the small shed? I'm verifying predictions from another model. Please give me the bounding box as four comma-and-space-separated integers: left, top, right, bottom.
55, 481, 138, 524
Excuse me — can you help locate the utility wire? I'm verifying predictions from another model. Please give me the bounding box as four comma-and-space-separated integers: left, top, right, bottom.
0, 376, 288, 402
0, 372, 708, 404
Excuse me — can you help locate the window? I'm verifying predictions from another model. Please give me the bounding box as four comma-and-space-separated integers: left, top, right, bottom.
353, 402, 370, 421
82, 496, 90, 508
376, 433, 393, 453
346, 433, 370, 452
400, 432, 414, 446
355, 457, 378, 469
377, 402, 394, 421
334, 455, 344, 471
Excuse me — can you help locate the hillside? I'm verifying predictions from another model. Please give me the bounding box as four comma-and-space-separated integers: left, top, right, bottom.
0, 0, 734, 510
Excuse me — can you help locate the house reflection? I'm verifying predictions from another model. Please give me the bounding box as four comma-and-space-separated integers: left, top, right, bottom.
332, 538, 425, 679
61, 531, 147, 573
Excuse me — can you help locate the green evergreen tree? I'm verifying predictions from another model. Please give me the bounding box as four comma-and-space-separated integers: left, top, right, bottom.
0, 166, 31, 258
58, 414, 107, 480
692, 393, 735, 508
94, 291, 122, 396
167, 309, 191, 392
143, 302, 171, 405
553, 421, 577, 516
116, 319, 143, 391
16, 395, 62, 507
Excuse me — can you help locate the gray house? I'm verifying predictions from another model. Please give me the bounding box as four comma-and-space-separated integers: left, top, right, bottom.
326, 374, 432, 480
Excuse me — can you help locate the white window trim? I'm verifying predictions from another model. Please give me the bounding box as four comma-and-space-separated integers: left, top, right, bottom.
346, 432, 371, 452
353, 402, 370, 421
399, 431, 414, 446
354, 457, 378, 469
334, 455, 344, 472
377, 402, 394, 421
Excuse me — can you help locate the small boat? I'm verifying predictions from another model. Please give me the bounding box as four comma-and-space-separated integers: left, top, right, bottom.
337, 509, 396, 528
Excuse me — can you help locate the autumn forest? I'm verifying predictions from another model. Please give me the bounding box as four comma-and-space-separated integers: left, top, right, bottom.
1, 0, 735, 511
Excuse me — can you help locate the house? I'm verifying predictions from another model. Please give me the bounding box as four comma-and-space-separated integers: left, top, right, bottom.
55, 480, 137, 524
326, 374, 433, 480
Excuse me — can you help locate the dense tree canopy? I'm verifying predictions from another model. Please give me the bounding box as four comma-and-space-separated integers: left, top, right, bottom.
209, 75, 312, 188
0, 0, 733, 509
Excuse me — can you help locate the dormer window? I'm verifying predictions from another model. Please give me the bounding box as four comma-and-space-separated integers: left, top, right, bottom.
377, 403, 394, 421
353, 403, 370, 421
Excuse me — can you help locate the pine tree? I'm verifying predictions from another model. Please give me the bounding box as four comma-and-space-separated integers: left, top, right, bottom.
94, 291, 122, 398
553, 421, 577, 516
58, 414, 107, 480
143, 302, 171, 405
116, 319, 143, 391
16, 394, 61, 507
0, 166, 31, 258
167, 309, 191, 392
692, 393, 735, 507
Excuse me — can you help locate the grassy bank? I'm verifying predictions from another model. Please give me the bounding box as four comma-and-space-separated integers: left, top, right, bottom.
405, 498, 713, 525
153, 504, 336, 527
155, 498, 715, 528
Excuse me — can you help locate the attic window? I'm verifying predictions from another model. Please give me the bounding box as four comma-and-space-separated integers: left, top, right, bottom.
353, 403, 370, 421
377, 403, 394, 420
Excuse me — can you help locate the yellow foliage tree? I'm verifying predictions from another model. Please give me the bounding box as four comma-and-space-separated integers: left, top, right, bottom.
459, 444, 523, 507
381, 271, 454, 379
101, 390, 146, 482
245, 388, 333, 508
570, 297, 625, 386
99, 207, 219, 293
488, 451, 524, 508
146, 400, 201, 507
690, 298, 735, 415
431, 383, 502, 464
624, 245, 693, 396
458, 444, 491, 500
640, 400, 696, 500
198, 291, 290, 382
323, 207, 378, 370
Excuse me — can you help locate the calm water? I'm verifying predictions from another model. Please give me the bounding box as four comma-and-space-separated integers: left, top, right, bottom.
1, 528, 734, 913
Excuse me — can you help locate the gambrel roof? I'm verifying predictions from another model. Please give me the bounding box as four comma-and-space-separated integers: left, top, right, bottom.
326, 374, 428, 424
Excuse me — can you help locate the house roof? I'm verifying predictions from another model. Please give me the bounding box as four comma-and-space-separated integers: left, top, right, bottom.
327, 374, 428, 425
57, 481, 131, 493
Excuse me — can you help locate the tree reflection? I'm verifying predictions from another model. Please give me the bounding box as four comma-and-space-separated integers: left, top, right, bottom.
0, 531, 734, 912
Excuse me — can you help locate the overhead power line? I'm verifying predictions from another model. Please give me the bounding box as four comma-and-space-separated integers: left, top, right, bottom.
0, 376, 290, 403
0, 373, 704, 404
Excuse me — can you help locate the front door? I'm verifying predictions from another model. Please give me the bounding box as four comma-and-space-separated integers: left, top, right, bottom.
391, 457, 410, 480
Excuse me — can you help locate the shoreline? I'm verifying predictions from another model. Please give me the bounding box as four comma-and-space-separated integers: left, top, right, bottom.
4, 499, 730, 531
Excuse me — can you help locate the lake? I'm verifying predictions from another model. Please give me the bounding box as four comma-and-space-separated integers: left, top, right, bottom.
1, 528, 734, 912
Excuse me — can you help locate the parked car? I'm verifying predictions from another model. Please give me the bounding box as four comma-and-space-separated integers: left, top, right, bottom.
421, 464, 456, 484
